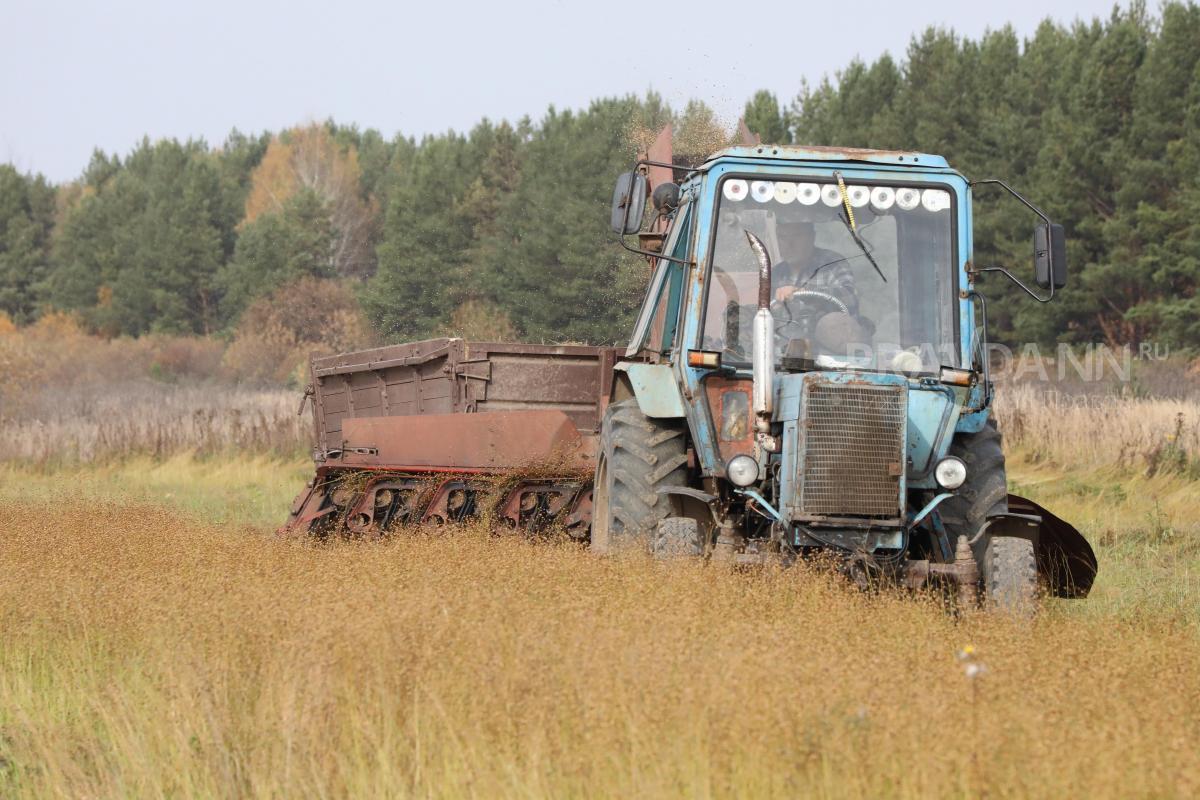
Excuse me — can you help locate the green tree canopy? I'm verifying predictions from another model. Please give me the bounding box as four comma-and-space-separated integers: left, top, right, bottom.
217, 188, 337, 322
2, 3, 1198, 353
0, 166, 56, 323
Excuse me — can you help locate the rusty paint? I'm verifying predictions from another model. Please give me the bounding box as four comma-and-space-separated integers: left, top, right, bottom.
495, 482, 578, 529
704, 143, 946, 167
703, 376, 754, 463
307, 338, 618, 456
773, 144, 920, 159
736, 119, 761, 146
643, 123, 674, 192
337, 410, 595, 471
420, 479, 485, 525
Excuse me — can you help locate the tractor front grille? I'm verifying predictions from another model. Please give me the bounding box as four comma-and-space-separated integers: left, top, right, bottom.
797, 380, 906, 519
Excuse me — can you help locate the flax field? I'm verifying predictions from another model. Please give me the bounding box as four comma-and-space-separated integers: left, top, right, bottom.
1, 354, 1199, 797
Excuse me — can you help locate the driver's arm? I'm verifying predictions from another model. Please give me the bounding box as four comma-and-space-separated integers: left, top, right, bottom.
772, 260, 798, 302
823, 261, 859, 315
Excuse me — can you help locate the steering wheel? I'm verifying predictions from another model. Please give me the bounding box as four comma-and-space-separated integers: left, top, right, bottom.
771, 289, 849, 343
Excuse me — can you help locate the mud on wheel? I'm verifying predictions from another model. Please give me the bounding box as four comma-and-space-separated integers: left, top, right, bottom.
590, 398, 688, 554
939, 418, 1038, 611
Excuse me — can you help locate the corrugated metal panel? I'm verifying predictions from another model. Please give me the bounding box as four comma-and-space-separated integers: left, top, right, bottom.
308, 338, 616, 456
798, 380, 906, 518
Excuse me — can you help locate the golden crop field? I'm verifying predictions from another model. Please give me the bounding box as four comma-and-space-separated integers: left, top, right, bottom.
1, 383, 1198, 798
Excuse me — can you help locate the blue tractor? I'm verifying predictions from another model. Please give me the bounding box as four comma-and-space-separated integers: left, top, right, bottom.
597, 142, 1097, 609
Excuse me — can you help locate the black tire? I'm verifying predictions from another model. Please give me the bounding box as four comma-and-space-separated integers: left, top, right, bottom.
984, 535, 1038, 613
589, 399, 688, 554
938, 418, 1038, 610
938, 418, 1008, 553
652, 517, 703, 559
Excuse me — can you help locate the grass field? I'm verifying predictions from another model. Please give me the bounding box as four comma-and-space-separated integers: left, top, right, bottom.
0, 451, 1197, 798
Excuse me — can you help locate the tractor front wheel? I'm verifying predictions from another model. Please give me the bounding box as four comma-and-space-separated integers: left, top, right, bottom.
938, 418, 1039, 612
651, 517, 703, 559
984, 535, 1039, 613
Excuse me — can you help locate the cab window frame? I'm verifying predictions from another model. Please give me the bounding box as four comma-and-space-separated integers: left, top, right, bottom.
700, 172, 961, 371
626, 197, 694, 358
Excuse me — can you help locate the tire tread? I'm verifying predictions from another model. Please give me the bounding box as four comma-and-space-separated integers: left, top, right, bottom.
596, 399, 688, 546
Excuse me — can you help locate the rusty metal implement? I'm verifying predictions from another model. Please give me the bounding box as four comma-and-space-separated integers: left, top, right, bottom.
282, 338, 619, 536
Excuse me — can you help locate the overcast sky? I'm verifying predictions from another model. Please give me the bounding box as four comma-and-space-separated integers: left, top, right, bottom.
3, 0, 1125, 182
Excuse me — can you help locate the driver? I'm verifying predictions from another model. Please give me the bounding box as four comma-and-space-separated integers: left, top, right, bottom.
772, 220, 858, 315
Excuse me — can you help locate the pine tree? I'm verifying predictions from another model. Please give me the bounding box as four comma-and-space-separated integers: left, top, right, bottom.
0, 166, 56, 323
362, 132, 485, 339
50, 139, 229, 335
218, 188, 338, 323
743, 90, 790, 144
1115, 2, 1200, 348
480, 97, 651, 343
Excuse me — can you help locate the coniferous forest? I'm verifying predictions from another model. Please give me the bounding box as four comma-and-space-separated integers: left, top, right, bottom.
1, 3, 1197, 351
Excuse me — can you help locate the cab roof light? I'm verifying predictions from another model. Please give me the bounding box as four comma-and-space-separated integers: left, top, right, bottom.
687, 350, 722, 369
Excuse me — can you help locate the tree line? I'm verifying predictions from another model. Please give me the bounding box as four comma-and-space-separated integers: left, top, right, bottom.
0, 2, 1196, 350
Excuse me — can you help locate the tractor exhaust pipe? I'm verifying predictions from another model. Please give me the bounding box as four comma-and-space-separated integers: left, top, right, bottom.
744, 231, 774, 436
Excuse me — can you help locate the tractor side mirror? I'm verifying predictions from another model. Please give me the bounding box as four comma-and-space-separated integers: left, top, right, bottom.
970, 179, 1066, 303
610, 172, 647, 235
1034, 223, 1067, 290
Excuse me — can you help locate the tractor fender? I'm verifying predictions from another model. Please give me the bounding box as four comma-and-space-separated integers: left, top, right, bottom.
1004, 494, 1098, 599
613, 363, 686, 418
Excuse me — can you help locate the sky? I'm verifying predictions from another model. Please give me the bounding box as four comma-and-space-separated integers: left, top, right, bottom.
2, 0, 1126, 183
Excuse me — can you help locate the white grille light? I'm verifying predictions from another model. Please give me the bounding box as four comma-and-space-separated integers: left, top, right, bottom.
796, 183, 820, 205
896, 187, 921, 211
751, 181, 775, 203
723, 179, 748, 202
870, 186, 895, 210
935, 456, 968, 490
821, 184, 843, 207
773, 182, 797, 204
847, 185, 870, 208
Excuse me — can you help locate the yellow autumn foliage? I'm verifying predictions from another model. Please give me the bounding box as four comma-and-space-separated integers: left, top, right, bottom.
242, 124, 378, 277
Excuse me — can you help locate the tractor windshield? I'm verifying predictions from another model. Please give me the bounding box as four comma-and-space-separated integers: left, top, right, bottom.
703, 178, 959, 372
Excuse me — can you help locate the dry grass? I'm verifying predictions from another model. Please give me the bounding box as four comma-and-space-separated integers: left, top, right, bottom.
0, 312, 309, 464
1, 496, 1197, 799
0, 385, 307, 464
993, 383, 1200, 476
0, 454, 313, 526
0, 313, 225, 417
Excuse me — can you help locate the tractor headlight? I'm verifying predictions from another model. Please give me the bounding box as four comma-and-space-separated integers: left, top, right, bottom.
935, 456, 968, 490
726, 454, 759, 487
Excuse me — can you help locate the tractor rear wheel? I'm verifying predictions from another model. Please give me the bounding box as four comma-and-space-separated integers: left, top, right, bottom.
938, 418, 1038, 611
589, 399, 688, 554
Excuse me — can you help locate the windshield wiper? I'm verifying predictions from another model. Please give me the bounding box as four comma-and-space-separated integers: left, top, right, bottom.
838, 213, 887, 283
833, 170, 887, 284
